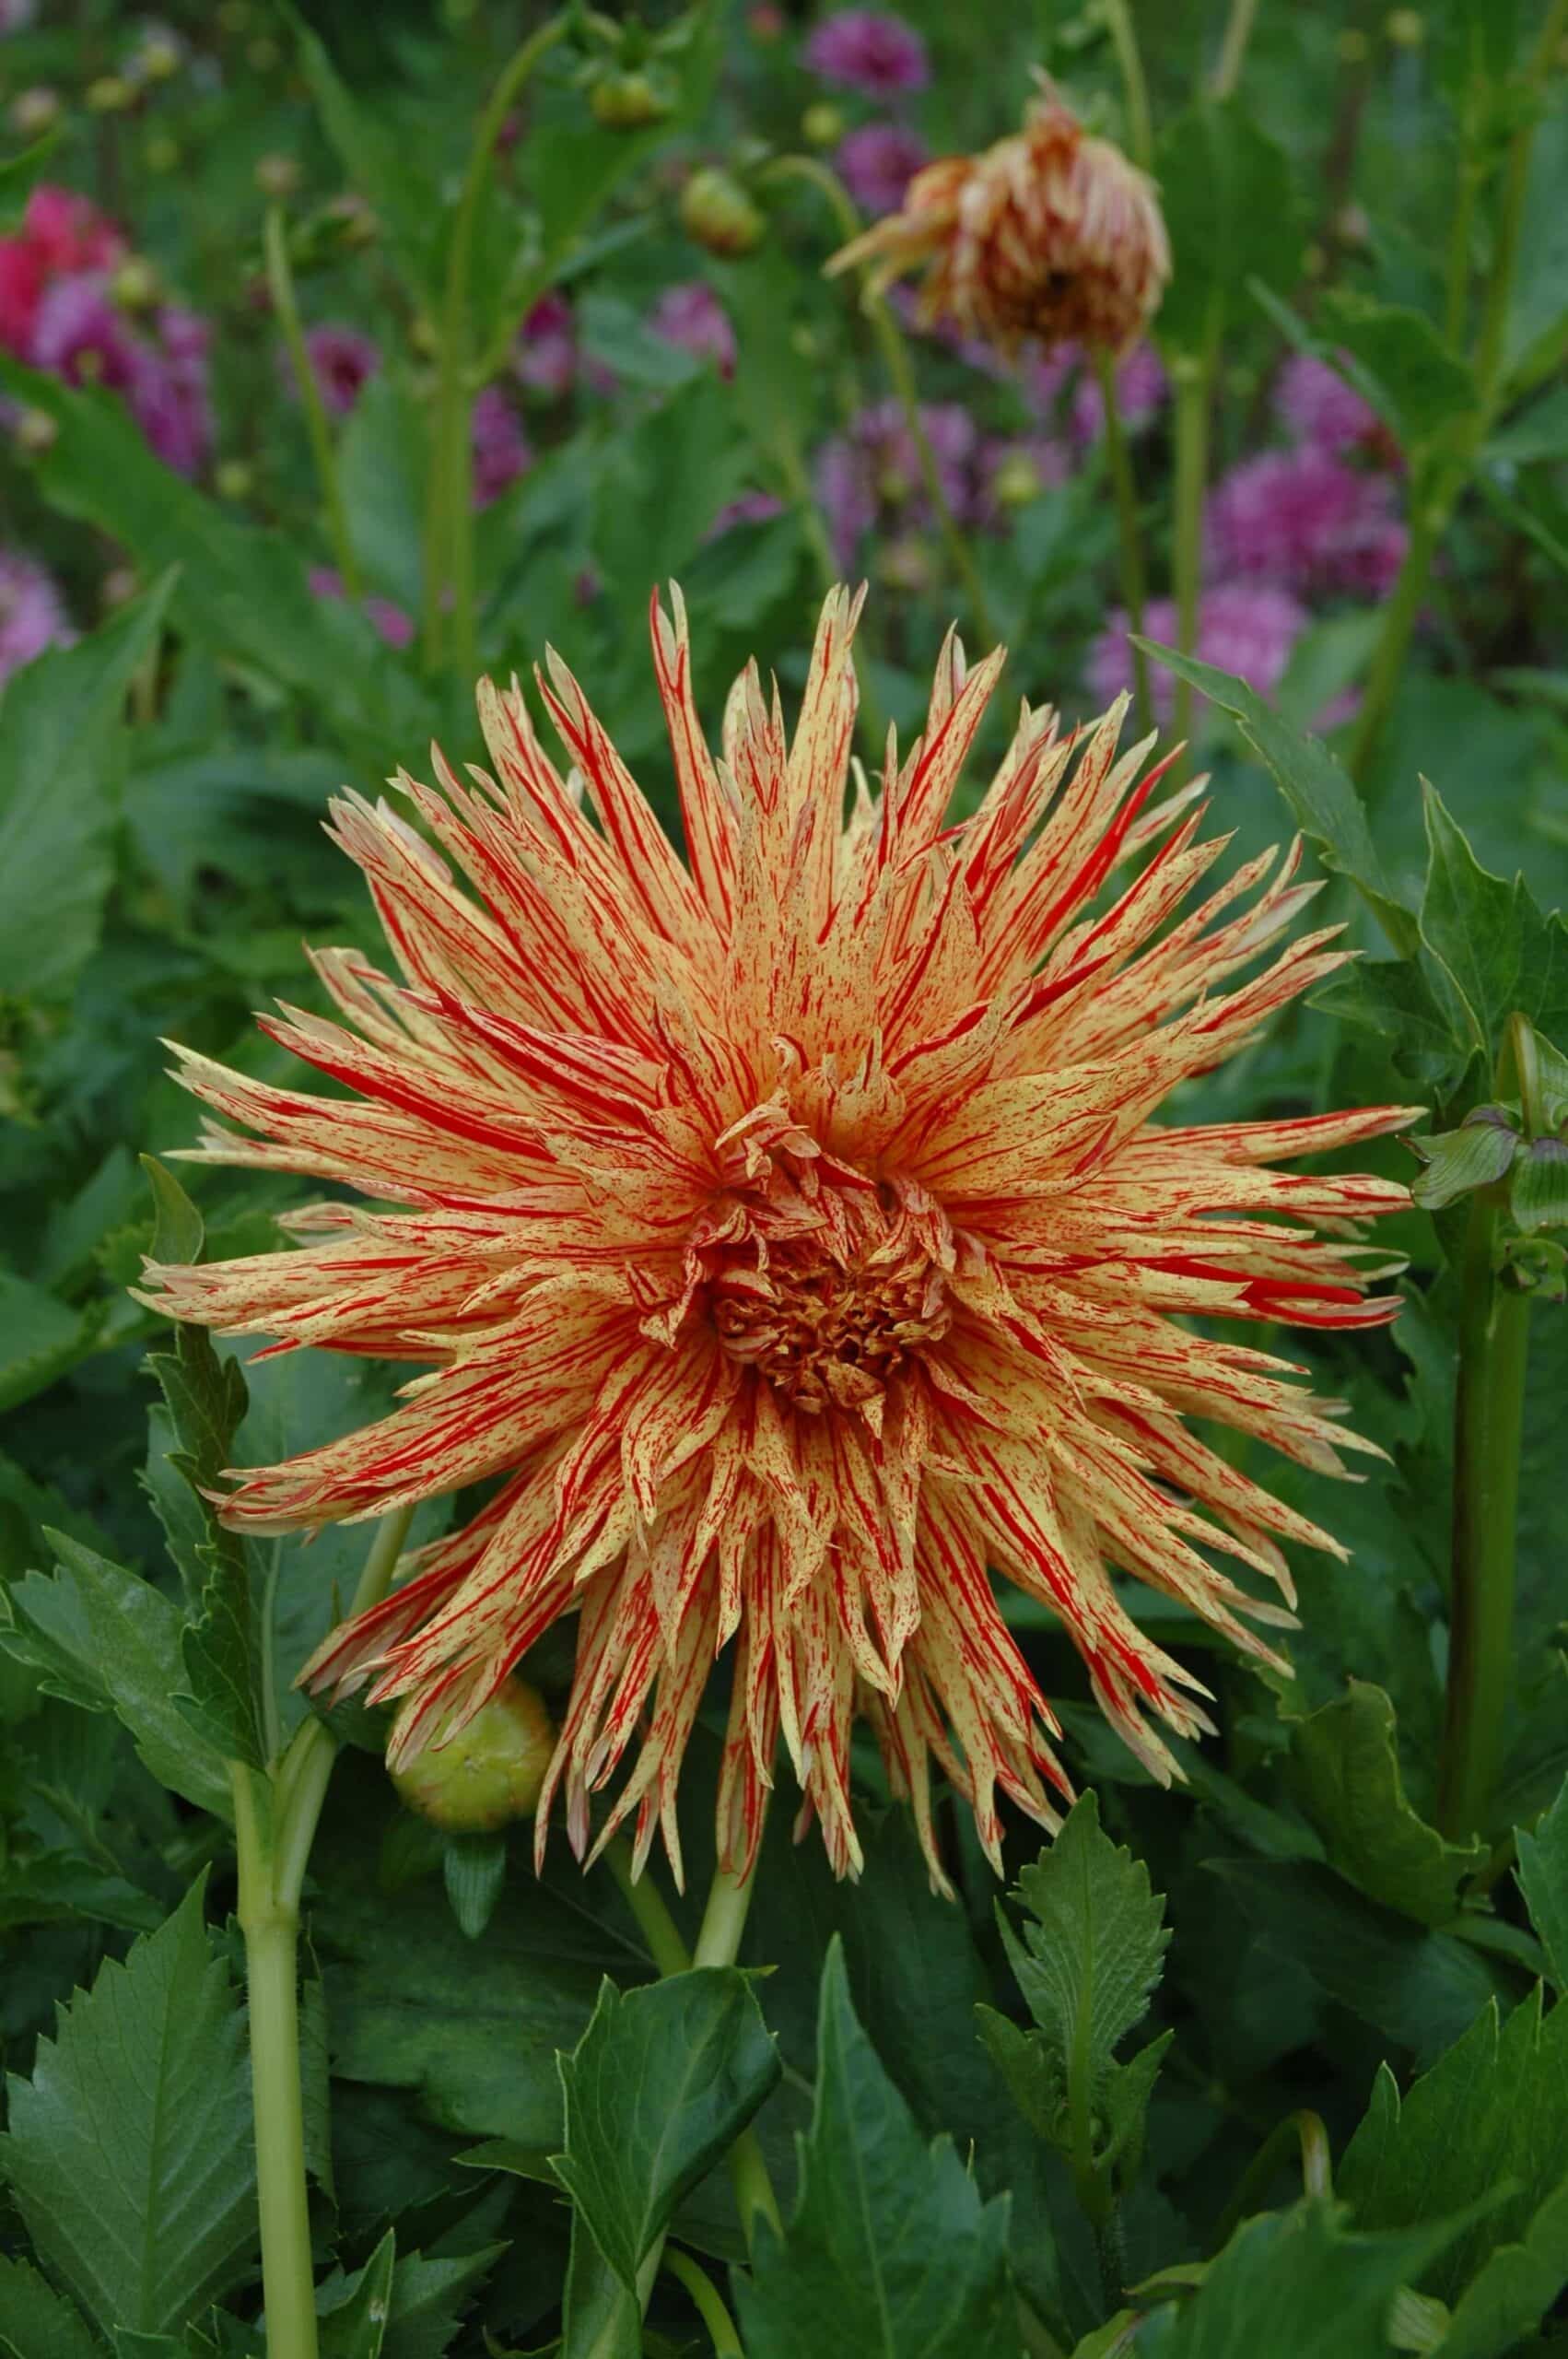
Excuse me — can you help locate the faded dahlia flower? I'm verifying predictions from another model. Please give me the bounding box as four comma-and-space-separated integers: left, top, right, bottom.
828, 83, 1169, 355
142, 590, 1415, 1895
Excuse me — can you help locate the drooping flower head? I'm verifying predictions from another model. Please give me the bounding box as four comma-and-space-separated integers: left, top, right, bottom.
142, 591, 1415, 1895
802, 8, 929, 96
829, 81, 1170, 355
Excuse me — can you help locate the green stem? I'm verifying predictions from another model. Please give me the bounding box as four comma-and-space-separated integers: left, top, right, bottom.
692, 1854, 783, 2248
1473, 0, 1568, 409
1101, 0, 1153, 167
1213, 2109, 1332, 2249
236, 1504, 415, 2359
264, 205, 360, 604
1437, 1186, 1532, 1840
661, 2247, 744, 2358
1170, 354, 1211, 764
1094, 346, 1152, 739
1211, 0, 1261, 100
1444, 145, 1482, 350
424, 13, 568, 675
1345, 492, 1445, 786
606, 1837, 691, 1978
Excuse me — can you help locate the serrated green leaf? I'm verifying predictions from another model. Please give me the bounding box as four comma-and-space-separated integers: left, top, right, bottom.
1340, 1986, 1568, 2307
318, 2229, 395, 2359
1, 1533, 231, 1817
1437, 2168, 1568, 2359
554, 1967, 779, 2291
1419, 783, 1568, 1061
1515, 1773, 1568, 1991
1133, 640, 1419, 956
1288, 1683, 1483, 1925
736, 1941, 1012, 2359
1154, 100, 1303, 357
0, 2255, 100, 2359
0, 577, 176, 1002
139, 1156, 204, 1268
317, 2236, 505, 2359
0, 1877, 257, 2338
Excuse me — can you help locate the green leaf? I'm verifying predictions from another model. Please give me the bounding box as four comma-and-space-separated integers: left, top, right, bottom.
1154, 100, 1304, 357
0, 1877, 257, 2339
1133, 2200, 1458, 2359
553, 1967, 779, 2292
1340, 1984, 1568, 2308
0, 1271, 92, 1417
0, 577, 176, 1002
1410, 1112, 1521, 1212
1132, 641, 1419, 956
1, 1533, 231, 1817
0, 2256, 100, 2359
1418, 782, 1568, 1062
318, 2229, 395, 2359
288, 13, 444, 302
1513, 1136, 1568, 1232
442, 1831, 508, 1942
1437, 2169, 1568, 2359
337, 369, 428, 615
734, 1940, 1014, 2359
139, 1156, 204, 1268
1288, 1683, 1483, 1926
1515, 1772, 1568, 1991
1316, 290, 1478, 450
317, 2236, 505, 2359
1504, 92, 1568, 385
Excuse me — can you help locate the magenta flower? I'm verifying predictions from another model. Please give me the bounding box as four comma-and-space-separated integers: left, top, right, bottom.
814, 397, 990, 563
29, 272, 142, 391
470, 385, 531, 509
130, 304, 213, 477
1088, 583, 1307, 725
837, 123, 930, 217
649, 280, 737, 378
802, 7, 929, 94
513, 292, 579, 400
308, 567, 415, 651
287, 323, 380, 417
1071, 341, 1168, 443
0, 185, 125, 356
0, 549, 74, 683
1207, 446, 1407, 601
1274, 352, 1387, 457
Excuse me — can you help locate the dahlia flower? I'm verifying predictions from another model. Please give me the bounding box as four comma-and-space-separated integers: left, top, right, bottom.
0, 548, 75, 683
649, 280, 738, 379
288, 323, 381, 417
829, 84, 1169, 355
837, 122, 930, 217
1088, 583, 1307, 724
1206, 447, 1408, 603
142, 589, 1413, 1893
1273, 352, 1388, 459
802, 8, 929, 96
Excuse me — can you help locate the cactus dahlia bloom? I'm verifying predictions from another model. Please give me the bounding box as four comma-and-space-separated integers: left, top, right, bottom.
828, 83, 1169, 355
141, 590, 1414, 1894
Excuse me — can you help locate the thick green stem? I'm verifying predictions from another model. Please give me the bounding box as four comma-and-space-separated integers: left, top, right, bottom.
1211, 0, 1261, 100
1094, 346, 1152, 739
606, 1837, 691, 1978
1101, 0, 1153, 168
424, 14, 568, 675
661, 2247, 744, 2358
264, 205, 360, 604
1438, 1189, 1531, 1840
236, 1505, 415, 2359
692, 1854, 783, 2248
1170, 354, 1211, 764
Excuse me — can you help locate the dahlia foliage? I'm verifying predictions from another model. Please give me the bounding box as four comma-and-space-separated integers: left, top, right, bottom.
143, 591, 1414, 1893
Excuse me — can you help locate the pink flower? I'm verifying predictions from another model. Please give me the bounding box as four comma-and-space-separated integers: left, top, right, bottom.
706, 489, 787, 540
802, 7, 929, 93
29, 272, 141, 391
288, 323, 380, 417
1274, 352, 1387, 457
470, 385, 531, 509
0, 185, 125, 357
0, 549, 74, 683
814, 397, 989, 563
649, 280, 737, 378
308, 567, 415, 651
1088, 583, 1307, 725
1207, 446, 1407, 601
837, 123, 930, 217
513, 292, 579, 400
132, 308, 213, 478
1071, 340, 1167, 443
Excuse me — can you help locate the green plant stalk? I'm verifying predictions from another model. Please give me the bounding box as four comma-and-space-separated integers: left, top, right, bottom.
1211, 0, 1261, 100
1101, 0, 1153, 167
264, 205, 361, 605
1170, 354, 1211, 762
236, 1502, 415, 2359
1437, 1187, 1531, 1841
661, 2246, 744, 2358
424, 14, 568, 676
1212, 2109, 1331, 2248
1094, 347, 1153, 739
606, 1835, 691, 1978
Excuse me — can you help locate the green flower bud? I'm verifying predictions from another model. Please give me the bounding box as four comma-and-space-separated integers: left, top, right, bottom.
254, 151, 302, 199
680, 167, 765, 257
389, 1678, 556, 1833
591, 68, 674, 129
215, 459, 253, 501
112, 256, 161, 312
991, 451, 1043, 509
13, 408, 57, 456
802, 102, 845, 147
87, 75, 135, 114
9, 87, 62, 137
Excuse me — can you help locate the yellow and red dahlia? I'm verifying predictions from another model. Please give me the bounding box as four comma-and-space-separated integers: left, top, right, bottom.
142, 588, 1414, 1893
828, 82, 1170, 355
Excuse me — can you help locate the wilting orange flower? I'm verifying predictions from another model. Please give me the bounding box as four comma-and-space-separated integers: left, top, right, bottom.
829, 82, 1169, 354
142, 588, 1415, 1894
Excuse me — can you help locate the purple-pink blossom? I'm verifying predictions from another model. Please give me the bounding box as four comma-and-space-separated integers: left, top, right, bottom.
133, 305, 213, 475
513, 292, 579, 400
29, 274, 213, 475
308, 567, 415, 651
30, 272, 142, 391
1088, 583, 1307, 725
802, 7, 929, 94
1274, 352, 1387, 457
649, 280, 737, 378
814, 398, 993, 564
706, 488, 788, 540
289, 323, 380, 417
837, 123, 930, 217
1207, 445, 1407, 600
470, 385, 531, 508
1071, 341, 1167, 444
0, 548, 74, 683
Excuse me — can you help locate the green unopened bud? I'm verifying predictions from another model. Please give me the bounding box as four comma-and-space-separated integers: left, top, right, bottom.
590, 67, 674, 128
87, 75, 135, 114
409, 311, 439, 358
112, 256, 160, 312
680, 166, 765, 257
1385, 7, 1424, 44
877, 534, 934, 593
326, 192, 378, 251
136, 31, 182, 80
144, 131, 181, 172
254, 151, 301, 199
991, 451, 1043, 509
215, 459, 253, 501
13, 407, 57, 455
802, 102, 845, 147
389, 1678, 556, 1832
9, 86, 62, 136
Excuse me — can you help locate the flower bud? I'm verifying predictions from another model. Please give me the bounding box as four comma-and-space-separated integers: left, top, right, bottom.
680, 167, 765, 257
877, 534, 933, 593
144, 132, 181, 173
802, 102, 845, 147
590, 68, 674, 129
389, 1678, 556, 1832
101, 566, 139, 609
13, 408, 57, 456
112, 256, 161, 313
9, 87, 61, 137
990, 450, 1042, 509
1385, 8, 1423, 44
87, 75, 135, 114
215, 459, 253, 500
135, 31, 182, 81
254, 152, 302, 199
